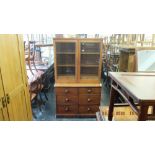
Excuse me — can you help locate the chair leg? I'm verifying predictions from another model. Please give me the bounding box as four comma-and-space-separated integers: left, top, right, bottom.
44, 92, 48, 101
39, 93, 44, 103
32, 60, 38, 72
32, 111, 37, 119
28, 62, 34, 75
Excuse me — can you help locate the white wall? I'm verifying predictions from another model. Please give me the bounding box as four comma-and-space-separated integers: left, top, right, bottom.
137, 50, 155, 71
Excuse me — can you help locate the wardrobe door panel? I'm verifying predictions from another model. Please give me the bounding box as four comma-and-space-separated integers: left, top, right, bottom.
0, 35, 29, 120
0, 69, 9, 121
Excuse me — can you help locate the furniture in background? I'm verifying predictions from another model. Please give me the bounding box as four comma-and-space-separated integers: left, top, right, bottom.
119, 47, 155, 72
108, 72, 155, 121
27, 63, 54, 118
136, 50, 155, 72
0, 35, 32, 121
25, 41, 38, 75
54, 38, 103, 117
119, 48, 136, 72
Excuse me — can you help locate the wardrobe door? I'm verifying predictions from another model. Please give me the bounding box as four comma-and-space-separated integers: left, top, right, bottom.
0, 35, 29, 120
0, 68, 9, 121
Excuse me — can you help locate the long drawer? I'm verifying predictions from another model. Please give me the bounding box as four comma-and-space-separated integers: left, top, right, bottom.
79, 95, 100, 105
79, 105, 99, 114
57, 95, 78, 105
56, 87, 78, 95
79, 87, 101, 94
57, 105, 78, 114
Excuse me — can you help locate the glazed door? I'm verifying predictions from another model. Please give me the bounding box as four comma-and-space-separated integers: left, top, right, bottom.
0, 68, 9, 121
0, 35, 29, 120
79, 40, 102, 83
54, 40, 78, 83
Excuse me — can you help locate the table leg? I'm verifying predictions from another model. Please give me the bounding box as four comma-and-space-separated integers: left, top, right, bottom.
138, 104, 149, 121
108, 85, 118, 121
152, 105, 155, 115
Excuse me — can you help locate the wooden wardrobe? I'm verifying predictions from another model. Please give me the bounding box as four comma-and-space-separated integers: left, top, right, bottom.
0, 34, 32, 121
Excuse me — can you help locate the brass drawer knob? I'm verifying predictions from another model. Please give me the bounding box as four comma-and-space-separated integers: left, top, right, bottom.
87, 98, 91, 102
6, 94, 10, 104
65, 98, 69, 102
87, 89, 92, 93
2, 97, 6, 108
0, 98, 2, 109
65, 107, 69, 111
87, 107, 91, 111
64, 89, 69, 93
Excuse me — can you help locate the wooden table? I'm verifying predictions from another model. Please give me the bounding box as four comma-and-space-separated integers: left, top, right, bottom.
108, 72, 155, 121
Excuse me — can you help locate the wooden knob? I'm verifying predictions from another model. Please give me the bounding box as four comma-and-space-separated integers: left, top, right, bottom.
87, 107, 91, 111
88, 89, 92, 93
65, 98, 69, 102
64, 89, 69, 93
65, 107, 69, 111
87, 98, 91, 102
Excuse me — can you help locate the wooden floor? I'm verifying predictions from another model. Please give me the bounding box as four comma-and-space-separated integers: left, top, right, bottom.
98, 106, 153, 121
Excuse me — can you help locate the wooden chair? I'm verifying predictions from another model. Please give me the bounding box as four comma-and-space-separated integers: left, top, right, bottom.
40, 69, 54, 100
29, 77, 45, 118
25, 41, 38, 75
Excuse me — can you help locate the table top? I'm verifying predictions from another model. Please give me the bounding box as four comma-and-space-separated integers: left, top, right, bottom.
109, 72, 155, 103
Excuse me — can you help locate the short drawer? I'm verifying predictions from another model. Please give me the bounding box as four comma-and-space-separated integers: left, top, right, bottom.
79, 87, 101, 94
79, 105, 99, 114
57, 95, 78, 105
57, 105, 78, 114
56, 87, 78, 95
79, 95, 100, 105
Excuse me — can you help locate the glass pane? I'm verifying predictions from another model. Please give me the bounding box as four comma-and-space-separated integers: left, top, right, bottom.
81, 54, 100, 65
80, 42, 100, 78
56, 42, 75, 77
137, 50, 155, 72
81, 42, 100, 53
56, 42, 75, 53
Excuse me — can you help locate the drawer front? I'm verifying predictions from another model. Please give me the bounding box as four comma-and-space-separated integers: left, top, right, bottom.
57, 95, 78, 105
56, 87, 78, 95
57, 105, 78, 114
79, 87, 101, 94
79, 105, 99, 114
79, 95, 101, 105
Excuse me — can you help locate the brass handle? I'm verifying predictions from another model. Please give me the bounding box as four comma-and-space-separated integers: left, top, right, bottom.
6, 94, 10, 104
65, 98, 69, 102
87, 98, 91, 102
87, 107, 91, 111
87, 89, 92, 93
2, 96, 6, 108
0, 97, 3, 109
64, 89, 69, 93
65, 107, 69, 111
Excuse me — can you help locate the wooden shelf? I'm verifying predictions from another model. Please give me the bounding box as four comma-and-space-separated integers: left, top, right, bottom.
81, 75, 98, 79
57, 52, 75, 54
55, 83, 102, 87
57, 75, 75, 80
57, 64, 75, 67
81, 52, 100, 55
58, 74, 75, 76
81, 64, 99, 67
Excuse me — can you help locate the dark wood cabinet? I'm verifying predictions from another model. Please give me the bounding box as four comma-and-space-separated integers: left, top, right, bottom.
56, 87, 101, 117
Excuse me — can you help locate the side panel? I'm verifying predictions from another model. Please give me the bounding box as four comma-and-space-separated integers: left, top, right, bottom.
0, 34, 31, 120
0, 68, 9, 121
